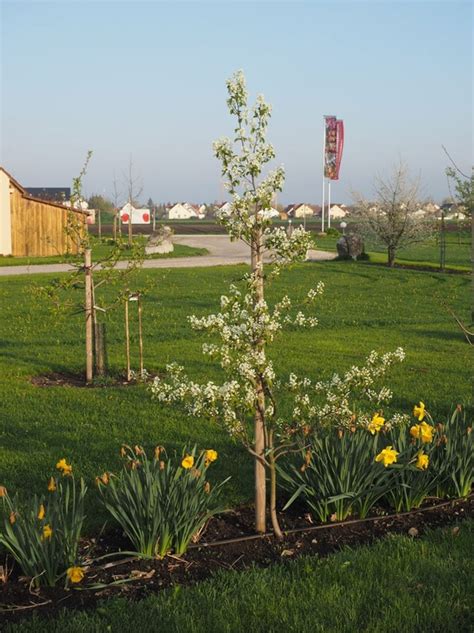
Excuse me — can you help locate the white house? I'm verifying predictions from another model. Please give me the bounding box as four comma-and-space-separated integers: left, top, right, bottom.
216, 202, 232, 215
167, 203, 195, 220
287, 203, 314, 218
328, 204, 348, 219
259, 207, 280, 219
120, 202, 150, 224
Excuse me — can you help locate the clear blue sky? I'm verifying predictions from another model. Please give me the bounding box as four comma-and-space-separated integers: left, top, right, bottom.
1, 0, 472, 205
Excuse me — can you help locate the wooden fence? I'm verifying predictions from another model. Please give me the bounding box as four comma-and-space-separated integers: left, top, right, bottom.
10, 188, 85, 257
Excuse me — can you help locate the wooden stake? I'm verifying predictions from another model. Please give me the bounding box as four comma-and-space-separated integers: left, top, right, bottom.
137, 294, 144, 376
125, 296, 131, 381
84, 248, 93, 383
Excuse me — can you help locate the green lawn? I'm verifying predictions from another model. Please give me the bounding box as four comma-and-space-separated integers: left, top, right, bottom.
6, 520, 473, 632
313, 232, 471, 271
0, 261, 471, 524
0, 240, 207, 267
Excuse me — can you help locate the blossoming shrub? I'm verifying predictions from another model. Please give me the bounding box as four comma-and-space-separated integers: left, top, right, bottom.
0, 459, 86, 587
280, 428, 395, 522
97, 445, 229, 558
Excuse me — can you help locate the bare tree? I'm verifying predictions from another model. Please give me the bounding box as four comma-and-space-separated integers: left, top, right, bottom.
123, 155, 143, 247
352, 162, 434, 267
112, 171, 122, 241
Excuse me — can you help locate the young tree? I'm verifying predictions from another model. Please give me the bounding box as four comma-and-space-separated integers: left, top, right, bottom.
352, 163, 434, 267
151, 72, 405, 539
123, 156, 143, 247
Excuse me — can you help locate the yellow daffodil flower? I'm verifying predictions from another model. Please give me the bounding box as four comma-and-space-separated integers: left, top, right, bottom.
375, 446, 399, 467
368, 413, 385, 435
0, 486, 7, 497
42, 524, 53, 540
48, 477, 57, 492
66, 567, 85, 582
181, 455, 194, 469
67, 566, 85, 583
415, 451, 429, 470
56, 458, 72, 476
37, 504, 45, 520
413, 401, 426, 421
420, 421, 434, 443
205, 449, 218, 465
410, 424, 421, 439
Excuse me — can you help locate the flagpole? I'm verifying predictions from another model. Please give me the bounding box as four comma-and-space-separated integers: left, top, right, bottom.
322, 117, 326, 232
328, 181, 331, 229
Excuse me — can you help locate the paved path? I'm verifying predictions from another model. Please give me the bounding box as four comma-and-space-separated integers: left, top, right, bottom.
0, 235, 334, 276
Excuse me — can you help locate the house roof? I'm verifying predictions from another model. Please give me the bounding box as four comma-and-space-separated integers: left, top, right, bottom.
0, 166, 86, 214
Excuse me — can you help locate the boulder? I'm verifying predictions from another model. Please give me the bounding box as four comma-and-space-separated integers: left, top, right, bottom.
336, 234, 364, 260
145, 226, 174, 255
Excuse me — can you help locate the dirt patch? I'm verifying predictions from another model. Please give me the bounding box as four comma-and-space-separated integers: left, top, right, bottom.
1, 496, 472, 624
30, 372, 159, 389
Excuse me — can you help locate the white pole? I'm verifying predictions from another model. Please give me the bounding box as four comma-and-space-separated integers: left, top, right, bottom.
322, 118, 326, 233
328, 181, 331, 229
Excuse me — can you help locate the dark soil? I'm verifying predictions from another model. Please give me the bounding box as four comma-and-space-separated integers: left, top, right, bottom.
1, 496, 472, 624
30, 372, 158, 389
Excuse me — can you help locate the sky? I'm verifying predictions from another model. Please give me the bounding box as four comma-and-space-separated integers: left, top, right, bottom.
1, 0, 472, 205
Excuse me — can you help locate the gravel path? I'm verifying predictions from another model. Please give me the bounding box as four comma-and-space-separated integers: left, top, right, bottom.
0, 235, 334, 276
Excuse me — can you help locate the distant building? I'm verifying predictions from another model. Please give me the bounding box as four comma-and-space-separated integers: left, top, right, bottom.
120, 202, 151, 224
167, 203, 199, 220
0, 167, 86, 257
25, 187, 71, 203
328, 204, 348, 219
286, 204, 315, 218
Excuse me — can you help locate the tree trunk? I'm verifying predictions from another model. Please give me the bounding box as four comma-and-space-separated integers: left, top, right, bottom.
387, 246, 396, 267
252, 227, 267, 533
128, 214, 133, 248
84, 248, 93, 383
268, 434, 283, 540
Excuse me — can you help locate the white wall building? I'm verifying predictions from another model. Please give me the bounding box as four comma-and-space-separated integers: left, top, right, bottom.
120, 202, 150, 224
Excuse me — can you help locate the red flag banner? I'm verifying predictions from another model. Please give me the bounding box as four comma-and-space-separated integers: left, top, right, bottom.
334, 119, 344, 180
324, 116, 337, 179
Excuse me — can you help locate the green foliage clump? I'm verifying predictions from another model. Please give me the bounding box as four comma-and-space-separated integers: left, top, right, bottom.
97, 445, 229, 557
0, 459, 86, 587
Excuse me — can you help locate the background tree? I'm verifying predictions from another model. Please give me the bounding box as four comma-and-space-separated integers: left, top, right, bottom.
443, 146, 473, 217
88, 194, 116, 237
352, 163, 434, 267
123, 156, 143, 247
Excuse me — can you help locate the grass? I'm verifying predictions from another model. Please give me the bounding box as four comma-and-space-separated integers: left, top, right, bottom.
5, 520, 473, 632
0, 239, 207, 267
0, 261, 471, 525
313, 232, 471, 271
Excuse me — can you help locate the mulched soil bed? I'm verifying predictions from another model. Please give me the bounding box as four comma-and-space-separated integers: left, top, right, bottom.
30, 372, 159, 389
1, 495, 472, 624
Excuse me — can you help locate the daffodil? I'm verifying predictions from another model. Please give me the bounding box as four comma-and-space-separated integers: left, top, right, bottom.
56, 458, 72, 476
42, 524, 53, 540
419, 421, 434, 443
413, 401, 426, 421
375, 446, 399, 467
181, 455, 194, 469
37, 504, 45, 520
0, 486, 7, 497
48, 477, 57, 492
368, 413, 385, 435
67, 566, 85, 583
205, 449, 218, 464
415, 451, 429, 470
